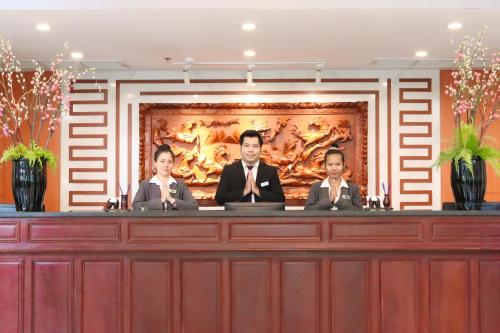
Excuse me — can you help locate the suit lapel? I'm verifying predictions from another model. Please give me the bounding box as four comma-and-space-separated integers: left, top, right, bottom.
237, 161, 246, 189
319, 187, 330, 201
256, 162, 264, 185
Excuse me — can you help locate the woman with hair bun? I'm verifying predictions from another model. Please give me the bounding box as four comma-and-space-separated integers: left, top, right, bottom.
304, 144, 362, 210
132, 144, 198, 211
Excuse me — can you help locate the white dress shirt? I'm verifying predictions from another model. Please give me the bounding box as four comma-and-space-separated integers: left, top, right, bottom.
242, 160, 259, 203
149, 175, 177, 187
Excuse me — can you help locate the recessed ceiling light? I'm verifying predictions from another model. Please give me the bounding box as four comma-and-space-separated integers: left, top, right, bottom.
415, 50, 428, 58
244, 50, 256, 57
36, 23, 51, 31
448, 22, 463, 30
242, 22, 256, 31
71, 52, 83, 60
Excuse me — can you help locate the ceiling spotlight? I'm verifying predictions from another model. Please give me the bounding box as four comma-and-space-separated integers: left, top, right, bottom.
71, 52, 83, 60
244, 50, 256, 58
242, 22, 256, 31
36, 23, 51, 31
415, 50, 428, 58
447, 22, 463, 30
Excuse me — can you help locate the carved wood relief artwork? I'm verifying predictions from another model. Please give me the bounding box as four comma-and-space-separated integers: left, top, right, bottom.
139, 102, 368, 204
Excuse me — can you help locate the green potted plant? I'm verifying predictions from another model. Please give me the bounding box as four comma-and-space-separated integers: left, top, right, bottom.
434, 29, 500, 210
0, 35, 92, 211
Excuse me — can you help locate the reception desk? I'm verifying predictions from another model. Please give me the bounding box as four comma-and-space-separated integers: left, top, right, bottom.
1, 211, 500, 333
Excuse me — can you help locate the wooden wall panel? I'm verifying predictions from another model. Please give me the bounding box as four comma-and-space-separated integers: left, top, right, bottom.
0, 260, 22, 333
231, 260, 271, 333
479, 260, 500, 333
81, 261, 122, 333
380, 261, 419, 333
281, 260, 321, 333
430, 261, 468, 333
331, 261, 369, 333
0, 221, 19, 242
181, 260, 221, 333
32, 260, 73, 333
131, 261, 172, 333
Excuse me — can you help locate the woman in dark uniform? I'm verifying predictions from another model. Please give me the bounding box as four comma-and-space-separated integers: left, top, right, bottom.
305, 144, 363, 211
132, 144, 198, 211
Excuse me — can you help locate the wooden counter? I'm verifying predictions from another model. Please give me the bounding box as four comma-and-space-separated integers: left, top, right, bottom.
1, 211, 499, 333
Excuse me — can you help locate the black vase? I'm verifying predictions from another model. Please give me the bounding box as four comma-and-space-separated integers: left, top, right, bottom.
451, 157, 486, 210
11, 159, 47, 212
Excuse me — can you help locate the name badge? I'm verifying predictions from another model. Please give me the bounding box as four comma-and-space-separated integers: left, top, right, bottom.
341, 194, 351, 200
169, 189, 177, 194
260, 181, 270, 187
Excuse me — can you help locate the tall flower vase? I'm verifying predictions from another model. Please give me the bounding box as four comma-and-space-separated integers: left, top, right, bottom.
12, 159, 47, 211
451, 157, 486, 210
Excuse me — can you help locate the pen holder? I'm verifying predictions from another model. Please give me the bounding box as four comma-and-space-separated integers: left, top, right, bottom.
383, 194, 391, 210
120, 194, 129, 210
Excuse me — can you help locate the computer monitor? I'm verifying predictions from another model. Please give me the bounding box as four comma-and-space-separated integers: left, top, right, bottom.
224, 202, 285, 211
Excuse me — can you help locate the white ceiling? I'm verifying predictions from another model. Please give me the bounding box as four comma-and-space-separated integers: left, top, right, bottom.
0, 1, 499, 70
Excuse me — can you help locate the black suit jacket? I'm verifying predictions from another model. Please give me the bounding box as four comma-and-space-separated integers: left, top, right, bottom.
215, 160, 285, 205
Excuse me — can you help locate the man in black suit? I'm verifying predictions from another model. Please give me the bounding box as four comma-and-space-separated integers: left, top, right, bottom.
215, 130, 285, 205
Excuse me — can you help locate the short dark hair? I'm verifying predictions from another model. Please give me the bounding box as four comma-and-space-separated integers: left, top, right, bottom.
239, 130, 263, 146
324, 143, 345, 164
154, 144, 175, 162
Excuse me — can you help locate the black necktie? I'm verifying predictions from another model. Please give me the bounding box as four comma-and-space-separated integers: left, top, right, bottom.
246, 165, 254, 178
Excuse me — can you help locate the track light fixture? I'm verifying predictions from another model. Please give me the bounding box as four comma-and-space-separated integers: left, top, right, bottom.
183, 68, 190, 84
315, 64, 323, 84
171, 59, 327, 86
183, 57, 194, 85
247, 64, 255, 86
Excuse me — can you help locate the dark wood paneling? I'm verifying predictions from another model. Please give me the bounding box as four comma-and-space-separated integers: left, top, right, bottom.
432, 223, 500, 241
430, 261, 468, 333
281, 260, 321, 333
230, 223, 321, 241
380, 261, 419, 333
129, 222, 220, 242
479, 260, 500, 333
0, 260, 22, 333
1, 214, 500, 333
131, 261, 172, 333
331, 223, 422, 241
231, 260, 271, 333
32, 260, 73, 333
331, 261, 369, 333
29, 222, 119, 242
0, 222, 19, 242
81, 261, 122, 333
181, 260, 221, 333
